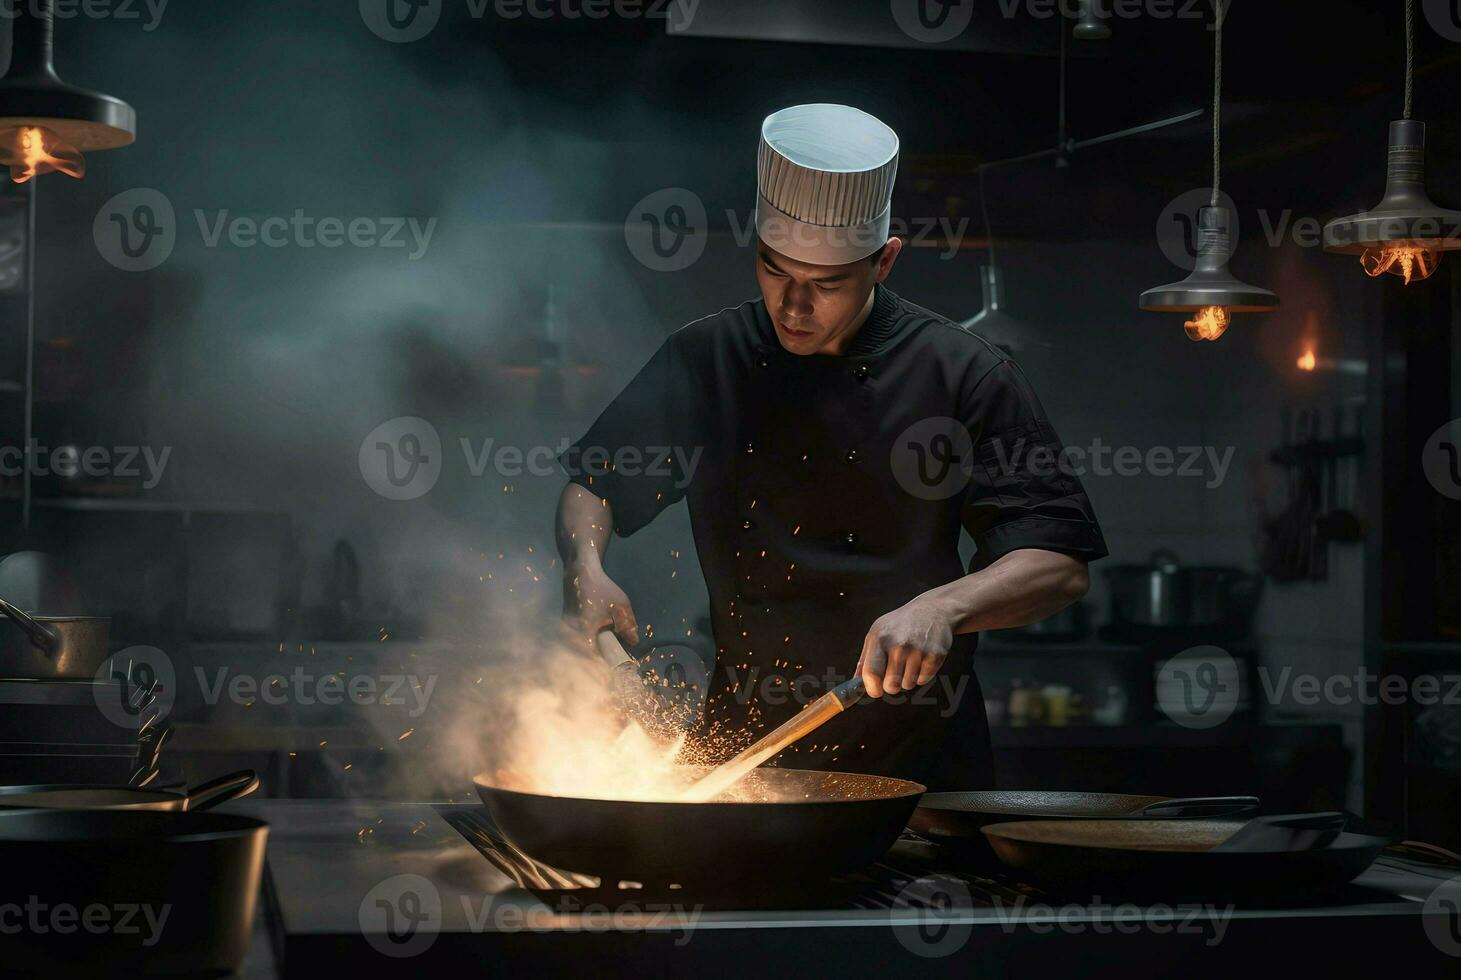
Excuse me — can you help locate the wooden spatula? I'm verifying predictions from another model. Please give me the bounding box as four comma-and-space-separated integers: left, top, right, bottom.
679, 676, 867, 803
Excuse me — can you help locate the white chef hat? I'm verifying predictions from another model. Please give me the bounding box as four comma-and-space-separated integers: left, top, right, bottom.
755, 103, 900, 266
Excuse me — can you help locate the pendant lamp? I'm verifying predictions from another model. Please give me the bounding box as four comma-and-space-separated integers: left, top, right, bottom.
1139, 7, 1277, 341
1322, 0, 1461, 284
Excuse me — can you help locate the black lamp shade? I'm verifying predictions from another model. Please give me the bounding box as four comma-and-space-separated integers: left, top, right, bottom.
1323, 120, 1461, 255
1140, 205, 1279, 312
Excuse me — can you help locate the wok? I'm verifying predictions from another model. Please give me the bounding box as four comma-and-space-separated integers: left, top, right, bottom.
0, 768, 259, 811
476, 767, 924, 885
982, 818, 1390, 900
910, 790, 1259, 865
0, 808, 269, 976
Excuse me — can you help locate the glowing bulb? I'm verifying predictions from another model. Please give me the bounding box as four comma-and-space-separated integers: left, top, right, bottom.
1183, 306, 1230, 342
0, 126, 86, 183
1297, 349, 1316, 372
1360, 244, 1440, 284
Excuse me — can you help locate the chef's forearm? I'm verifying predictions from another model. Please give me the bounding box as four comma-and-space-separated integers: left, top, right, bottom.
918, 549, 1090, 635
556, 482, 614, 571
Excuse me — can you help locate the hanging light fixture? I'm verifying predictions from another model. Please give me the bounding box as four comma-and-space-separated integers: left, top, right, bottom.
0, 0, 136, 183
1138, 7, 1277, 341
961, 167, 1049, 352
1323, 0, 1461, 284
1073, 0, 1112, 40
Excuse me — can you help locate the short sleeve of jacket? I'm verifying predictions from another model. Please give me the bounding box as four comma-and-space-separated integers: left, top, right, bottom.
959, 359, 1108, 571
559, 333, 698, 537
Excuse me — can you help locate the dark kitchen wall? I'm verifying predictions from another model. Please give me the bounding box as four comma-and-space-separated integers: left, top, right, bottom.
3, 0, 1430, 734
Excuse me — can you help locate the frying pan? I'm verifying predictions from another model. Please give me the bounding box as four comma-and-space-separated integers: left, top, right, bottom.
910, 790, 1259, 865
0, 768, 259, 811
0, 808, 269, 975
982, 818, 1390, 900
476, 767, 924, 885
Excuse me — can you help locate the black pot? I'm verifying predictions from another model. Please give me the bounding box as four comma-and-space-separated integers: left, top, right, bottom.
1103, 550, 1263, 635
0, 809, 268, 976
0, 594, 111, 680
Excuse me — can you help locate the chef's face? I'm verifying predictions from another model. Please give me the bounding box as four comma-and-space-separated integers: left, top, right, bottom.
757, 239, 903, 356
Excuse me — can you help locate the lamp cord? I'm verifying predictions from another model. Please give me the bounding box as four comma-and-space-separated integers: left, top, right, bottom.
978, 164, 996, 267
1211, 3, 1223, 206
1404, 0, 1414, 119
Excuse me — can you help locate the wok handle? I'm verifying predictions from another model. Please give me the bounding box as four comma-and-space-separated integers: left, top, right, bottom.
184, 770, 261, 811
594, 627, 635, 667
0, 594, 59, 655
1137, 795, 1260, 818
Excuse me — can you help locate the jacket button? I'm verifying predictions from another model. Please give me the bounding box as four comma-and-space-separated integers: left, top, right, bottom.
842, 531, 859, 546
741, 519, 756, 531
758, 356, 770, 368
744, 443, 755, 455
854, 364, 870, 381
844, 448, 862, 464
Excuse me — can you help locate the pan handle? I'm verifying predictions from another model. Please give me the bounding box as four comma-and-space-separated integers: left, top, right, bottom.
183, 770, 261, 811
0, 595, 59, 656
1137, 795, 1260, 819
0, 592, 59, 654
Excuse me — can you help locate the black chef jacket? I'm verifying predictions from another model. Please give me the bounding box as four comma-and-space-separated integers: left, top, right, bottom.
562, 285, 1107, 790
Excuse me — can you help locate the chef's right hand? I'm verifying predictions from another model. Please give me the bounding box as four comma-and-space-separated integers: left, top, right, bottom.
563, 561, 640, 646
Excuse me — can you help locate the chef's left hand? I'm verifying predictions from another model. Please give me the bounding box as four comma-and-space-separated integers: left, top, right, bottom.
856, 597, 955, 698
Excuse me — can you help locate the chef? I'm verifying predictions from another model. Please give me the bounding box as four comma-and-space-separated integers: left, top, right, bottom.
556, 104, 1107, 790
